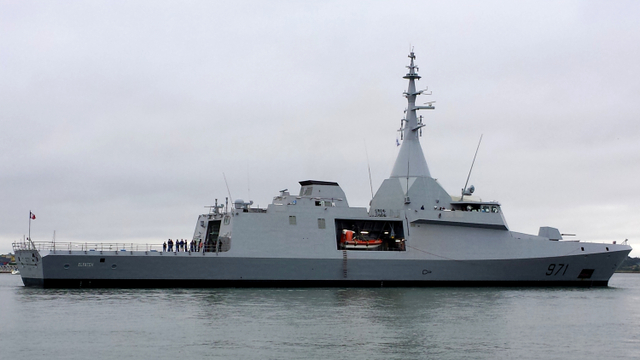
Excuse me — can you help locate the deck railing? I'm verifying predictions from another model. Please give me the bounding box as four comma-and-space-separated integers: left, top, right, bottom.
13, 240, 164, 253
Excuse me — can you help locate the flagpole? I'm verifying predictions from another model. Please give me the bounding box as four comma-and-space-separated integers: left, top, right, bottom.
28, 211, 34, 249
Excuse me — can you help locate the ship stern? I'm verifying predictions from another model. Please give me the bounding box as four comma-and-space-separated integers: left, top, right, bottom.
14, 248, 45, 287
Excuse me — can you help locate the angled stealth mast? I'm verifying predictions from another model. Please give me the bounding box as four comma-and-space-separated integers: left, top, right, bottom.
390, 51, 435, 179
370, 51, 452, 213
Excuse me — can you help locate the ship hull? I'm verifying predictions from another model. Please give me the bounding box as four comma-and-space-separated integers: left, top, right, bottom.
16, 248, 629, 288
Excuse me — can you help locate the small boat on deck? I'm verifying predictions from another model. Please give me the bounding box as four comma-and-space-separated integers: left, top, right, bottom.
340, 230, 383, 250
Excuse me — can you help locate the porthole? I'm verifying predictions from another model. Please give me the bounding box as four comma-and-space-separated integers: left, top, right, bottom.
63, 264, 70, 269
606, 247, 609, 251
111, 264, 117, 270
581, 247, 585, 251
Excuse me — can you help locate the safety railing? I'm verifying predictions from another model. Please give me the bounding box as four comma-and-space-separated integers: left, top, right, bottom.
13, 240, 164, 253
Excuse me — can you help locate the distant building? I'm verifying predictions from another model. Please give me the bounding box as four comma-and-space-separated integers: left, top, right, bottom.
0, 254, 15, 265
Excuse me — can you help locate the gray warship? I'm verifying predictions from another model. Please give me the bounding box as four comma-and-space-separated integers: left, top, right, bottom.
14, 52, 631, 288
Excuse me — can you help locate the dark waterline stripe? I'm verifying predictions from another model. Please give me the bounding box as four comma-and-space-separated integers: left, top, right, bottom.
22, 278, 608, 288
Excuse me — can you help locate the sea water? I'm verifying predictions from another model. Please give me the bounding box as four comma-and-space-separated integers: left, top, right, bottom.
1, 274, 639, 360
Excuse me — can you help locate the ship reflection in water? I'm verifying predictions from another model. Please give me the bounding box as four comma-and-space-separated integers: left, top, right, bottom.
3, 274, 640, 359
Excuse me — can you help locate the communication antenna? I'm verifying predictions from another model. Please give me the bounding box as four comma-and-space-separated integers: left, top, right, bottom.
363, 139, 374, 201
461, 134, 483, 201
223, 173, 233, 202
247, 166, 250, 203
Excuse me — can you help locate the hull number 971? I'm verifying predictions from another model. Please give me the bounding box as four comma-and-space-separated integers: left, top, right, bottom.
546, 263, 568, 276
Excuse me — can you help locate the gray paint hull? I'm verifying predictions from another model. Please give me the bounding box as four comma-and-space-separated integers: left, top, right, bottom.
16, 248, 629, 288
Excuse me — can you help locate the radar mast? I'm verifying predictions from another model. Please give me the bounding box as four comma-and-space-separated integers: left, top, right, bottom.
390, 51, 435, 179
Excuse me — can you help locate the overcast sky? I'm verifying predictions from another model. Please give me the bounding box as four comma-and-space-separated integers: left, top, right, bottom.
1, 1, 639, 256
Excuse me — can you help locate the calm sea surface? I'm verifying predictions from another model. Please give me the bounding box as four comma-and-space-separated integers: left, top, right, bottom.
1, 274, 639, 360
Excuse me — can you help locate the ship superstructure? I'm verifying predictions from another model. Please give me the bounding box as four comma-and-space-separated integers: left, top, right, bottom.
13, 52, 631, 288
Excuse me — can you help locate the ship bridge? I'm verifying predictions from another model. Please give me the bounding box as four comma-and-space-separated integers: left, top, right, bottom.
368, 52, 509, 231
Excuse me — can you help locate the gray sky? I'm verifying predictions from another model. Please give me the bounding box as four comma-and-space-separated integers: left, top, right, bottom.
2, 1, 639, 256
